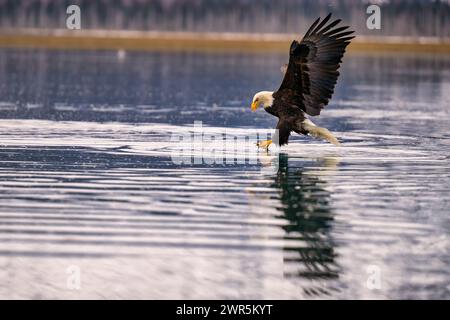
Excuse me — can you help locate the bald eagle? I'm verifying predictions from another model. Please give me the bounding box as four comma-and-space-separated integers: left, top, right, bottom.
251, 13, 354, 149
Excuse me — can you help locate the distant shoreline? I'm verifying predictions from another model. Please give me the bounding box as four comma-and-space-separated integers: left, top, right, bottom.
1, 29, 450, 54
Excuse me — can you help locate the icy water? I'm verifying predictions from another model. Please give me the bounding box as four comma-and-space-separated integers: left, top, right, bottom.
0, 49, 449, 299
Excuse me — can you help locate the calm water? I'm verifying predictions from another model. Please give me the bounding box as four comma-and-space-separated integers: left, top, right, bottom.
0, 49, 449, 299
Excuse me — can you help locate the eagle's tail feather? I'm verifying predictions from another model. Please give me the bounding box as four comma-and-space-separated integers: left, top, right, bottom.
302, 119, 341, 146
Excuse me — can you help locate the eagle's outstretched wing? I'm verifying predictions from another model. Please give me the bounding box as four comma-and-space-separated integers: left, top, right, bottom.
275, 13, 354, 116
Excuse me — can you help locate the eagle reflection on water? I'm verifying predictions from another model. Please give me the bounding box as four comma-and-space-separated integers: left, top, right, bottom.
271, 153, 341, 297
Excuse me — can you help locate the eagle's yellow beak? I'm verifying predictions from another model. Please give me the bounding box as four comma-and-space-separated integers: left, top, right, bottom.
251, 101, 259, 112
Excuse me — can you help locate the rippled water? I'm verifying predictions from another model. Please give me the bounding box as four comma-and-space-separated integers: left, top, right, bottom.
0, 49, 449, 299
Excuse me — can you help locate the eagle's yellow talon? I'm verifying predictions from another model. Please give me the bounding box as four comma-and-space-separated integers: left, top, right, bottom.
256, 140, 272, 150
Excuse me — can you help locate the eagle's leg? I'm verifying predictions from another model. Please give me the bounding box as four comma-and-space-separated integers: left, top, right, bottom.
300, 119, 341, 146
256, 140, 272, 150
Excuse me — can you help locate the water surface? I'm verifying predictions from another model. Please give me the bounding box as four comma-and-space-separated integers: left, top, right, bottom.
0, 49, 449, 299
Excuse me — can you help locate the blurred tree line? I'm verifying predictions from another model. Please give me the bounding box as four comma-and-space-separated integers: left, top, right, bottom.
0, 0, 449, 37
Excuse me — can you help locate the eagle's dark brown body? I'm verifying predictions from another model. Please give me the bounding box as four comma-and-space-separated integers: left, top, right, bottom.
265, 103, 307, 146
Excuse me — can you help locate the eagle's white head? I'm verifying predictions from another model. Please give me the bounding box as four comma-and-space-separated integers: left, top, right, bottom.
251, 91, 274, 111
